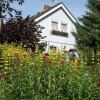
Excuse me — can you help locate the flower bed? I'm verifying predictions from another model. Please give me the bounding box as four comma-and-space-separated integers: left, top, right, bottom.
0, 44, 100, 100
52, 30, 68, 37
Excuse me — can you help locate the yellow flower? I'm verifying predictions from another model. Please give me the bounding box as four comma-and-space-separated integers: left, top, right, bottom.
20, 63, 23, 67
5, 61, 8, 63
5, 66, 8, 70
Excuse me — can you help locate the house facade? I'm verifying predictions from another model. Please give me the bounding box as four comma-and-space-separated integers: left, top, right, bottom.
33, 2, 77, 52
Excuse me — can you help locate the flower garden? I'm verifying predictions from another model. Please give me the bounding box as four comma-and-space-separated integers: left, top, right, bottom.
0, 44, 100, 100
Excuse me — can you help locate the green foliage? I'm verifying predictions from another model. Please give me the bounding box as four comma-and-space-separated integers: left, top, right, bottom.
0, 0, 46, 51
0, 16, 46, 51
0, 0, 24, 19
73, 0, 100, 56
0, 62, 100, 100
0, 44, 100, 100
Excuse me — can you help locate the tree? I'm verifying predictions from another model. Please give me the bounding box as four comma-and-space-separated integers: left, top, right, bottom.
0, 0, 25, 31
0, 0, 46, 51
73, 0, 100, 62
0, 16, 46, 51
0, 0, 24, 18
0, 0, 54, 19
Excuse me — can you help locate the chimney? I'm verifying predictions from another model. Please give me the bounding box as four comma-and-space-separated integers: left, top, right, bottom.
44, 5, 50, 11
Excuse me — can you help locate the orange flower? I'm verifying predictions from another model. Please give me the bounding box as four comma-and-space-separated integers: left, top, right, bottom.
59, 59, 65, 65
44, 53, 49, 56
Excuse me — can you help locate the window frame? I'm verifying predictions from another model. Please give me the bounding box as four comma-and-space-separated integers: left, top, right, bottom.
61, 23, 67, 32
51, 21, 58, 31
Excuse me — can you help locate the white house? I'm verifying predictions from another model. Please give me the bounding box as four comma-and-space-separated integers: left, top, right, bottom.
32, 2, 77, 52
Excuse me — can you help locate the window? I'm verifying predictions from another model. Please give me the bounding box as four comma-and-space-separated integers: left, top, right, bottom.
51, 21, 68, 37
51, 21, 58, 30
61, 23, 67, 32
50, 45, 57, 50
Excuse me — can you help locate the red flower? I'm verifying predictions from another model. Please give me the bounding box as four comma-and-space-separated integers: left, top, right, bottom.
59, 59, 64, 65
44, 53, 49, 56
96, 83, 100, 86
0, 72, 6, 78
43, 53, 51, 63
23, 53, 29, 57
92, 64, 97, 70
14, 52, 20, 59
29, 52, 34, 57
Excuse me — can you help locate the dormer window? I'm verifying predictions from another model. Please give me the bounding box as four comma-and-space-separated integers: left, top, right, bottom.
61, 23, 67, 32
51, 21, 58, 30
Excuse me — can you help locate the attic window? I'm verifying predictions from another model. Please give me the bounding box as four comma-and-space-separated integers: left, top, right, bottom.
51, 21, 58, 30
61, 23, 67, 32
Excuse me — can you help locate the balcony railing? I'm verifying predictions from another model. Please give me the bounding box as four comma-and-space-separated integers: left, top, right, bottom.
51, 30, 68, 37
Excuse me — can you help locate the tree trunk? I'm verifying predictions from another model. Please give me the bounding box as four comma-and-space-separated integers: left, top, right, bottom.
0, 18, 1, 32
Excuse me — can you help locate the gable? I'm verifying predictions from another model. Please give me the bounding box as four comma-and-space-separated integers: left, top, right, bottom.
34, 3, 77, 24
36, 8, 76, 44
44, 8, 74, 24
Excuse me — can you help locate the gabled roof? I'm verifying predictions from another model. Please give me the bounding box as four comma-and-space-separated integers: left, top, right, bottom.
31, 2, 77, 23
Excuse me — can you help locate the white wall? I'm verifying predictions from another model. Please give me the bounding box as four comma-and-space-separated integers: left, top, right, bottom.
37, 8, 76, 51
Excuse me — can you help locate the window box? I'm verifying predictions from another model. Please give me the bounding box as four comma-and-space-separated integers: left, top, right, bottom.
51, 30, 68, 37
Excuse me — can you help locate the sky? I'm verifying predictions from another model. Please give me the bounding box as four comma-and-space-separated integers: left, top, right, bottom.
12, 0, 87, 19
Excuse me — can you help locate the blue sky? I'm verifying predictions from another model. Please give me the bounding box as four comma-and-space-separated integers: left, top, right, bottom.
13, 0, 87, 19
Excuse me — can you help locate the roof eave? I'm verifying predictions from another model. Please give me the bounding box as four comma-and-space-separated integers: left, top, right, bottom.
34, 2, 77, 24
